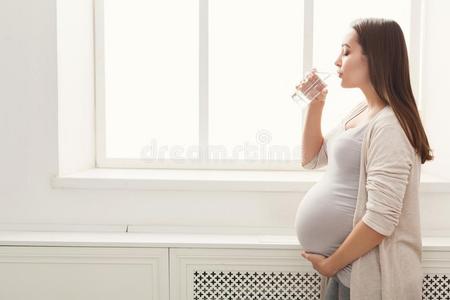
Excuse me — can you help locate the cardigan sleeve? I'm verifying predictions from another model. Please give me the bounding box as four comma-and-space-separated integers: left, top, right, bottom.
362, 124, 414, 237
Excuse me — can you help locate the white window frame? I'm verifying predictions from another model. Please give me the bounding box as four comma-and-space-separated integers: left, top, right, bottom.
94, 0, 424, 171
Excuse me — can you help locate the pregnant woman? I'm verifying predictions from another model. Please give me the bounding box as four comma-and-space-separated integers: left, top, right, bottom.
294, 18, 433, 300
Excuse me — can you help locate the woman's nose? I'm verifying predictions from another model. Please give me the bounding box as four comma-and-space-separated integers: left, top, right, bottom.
334, 59, 341, 68
334, 53, 341, 67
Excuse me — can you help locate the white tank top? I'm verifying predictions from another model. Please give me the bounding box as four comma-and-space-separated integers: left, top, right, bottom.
295, 121, 369, 288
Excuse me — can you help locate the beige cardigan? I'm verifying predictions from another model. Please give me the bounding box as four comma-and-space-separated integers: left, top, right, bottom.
303, 101, 423, 300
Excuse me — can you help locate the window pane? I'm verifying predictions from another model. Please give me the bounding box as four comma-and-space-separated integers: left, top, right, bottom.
313, 0, 411, 133
209, 0, 304, 161
103, 0, 199, 159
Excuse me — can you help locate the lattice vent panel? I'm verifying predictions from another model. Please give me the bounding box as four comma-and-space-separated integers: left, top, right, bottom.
423, 274, 450, 300
193, 270, 321, 300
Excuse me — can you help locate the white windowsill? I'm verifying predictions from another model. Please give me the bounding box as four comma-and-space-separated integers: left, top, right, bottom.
1, 230, 449, 251
50, 168, 450, 192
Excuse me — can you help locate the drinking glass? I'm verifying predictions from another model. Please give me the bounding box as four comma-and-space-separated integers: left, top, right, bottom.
292, 69, 338, 107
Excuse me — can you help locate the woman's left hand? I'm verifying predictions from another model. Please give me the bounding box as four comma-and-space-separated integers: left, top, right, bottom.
301, 251, 337, 277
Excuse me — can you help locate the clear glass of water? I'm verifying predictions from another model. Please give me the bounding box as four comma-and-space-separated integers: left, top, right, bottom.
292, 69, 337, 107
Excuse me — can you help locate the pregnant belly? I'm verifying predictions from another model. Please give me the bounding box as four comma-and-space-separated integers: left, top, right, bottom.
295, 182, 355, 256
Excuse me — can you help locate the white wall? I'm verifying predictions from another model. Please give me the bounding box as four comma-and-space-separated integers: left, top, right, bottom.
0, 0, 449, 234
420, 0, 450, 180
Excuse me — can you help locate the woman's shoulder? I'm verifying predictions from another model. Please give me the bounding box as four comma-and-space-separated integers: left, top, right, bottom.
346, 102, 400, 131
368, 106, 417, 158
372, 105, 397, 125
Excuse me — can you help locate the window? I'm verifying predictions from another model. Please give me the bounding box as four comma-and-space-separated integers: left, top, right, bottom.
94, 0, 420, 170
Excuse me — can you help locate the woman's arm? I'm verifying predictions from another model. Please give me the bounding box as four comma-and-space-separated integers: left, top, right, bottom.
325, 219, 385, 275
301, 100, 326, 167
301, 219, 385, 277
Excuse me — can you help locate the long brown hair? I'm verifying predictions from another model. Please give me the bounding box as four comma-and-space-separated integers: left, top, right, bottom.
351, 18, 433, 164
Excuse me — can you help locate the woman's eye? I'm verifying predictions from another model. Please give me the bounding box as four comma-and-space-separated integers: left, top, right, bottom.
343, 51, 349, 56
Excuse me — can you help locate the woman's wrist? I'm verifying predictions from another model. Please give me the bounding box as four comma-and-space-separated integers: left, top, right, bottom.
323, 256, 339, 277
307, 100, 325, 112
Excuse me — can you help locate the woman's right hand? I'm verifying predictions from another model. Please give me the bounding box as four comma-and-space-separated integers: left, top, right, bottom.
295, 70, 328, 104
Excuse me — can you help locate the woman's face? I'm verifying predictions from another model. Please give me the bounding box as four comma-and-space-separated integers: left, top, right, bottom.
335, 29, 370, 88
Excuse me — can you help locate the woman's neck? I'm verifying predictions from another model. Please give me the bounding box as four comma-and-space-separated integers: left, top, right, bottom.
360, 84, 387, 114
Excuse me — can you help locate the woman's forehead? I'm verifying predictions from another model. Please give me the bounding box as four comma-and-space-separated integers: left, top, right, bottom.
342, 29, 358, 47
